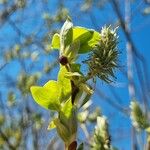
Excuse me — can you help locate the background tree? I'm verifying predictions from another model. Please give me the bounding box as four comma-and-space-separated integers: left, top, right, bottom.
0, 0, 150, 149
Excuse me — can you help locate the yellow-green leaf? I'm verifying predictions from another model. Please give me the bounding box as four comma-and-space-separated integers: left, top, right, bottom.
61, 98, 73, 119
72, 27, 100, 53
47, 119, 56, 130
79, 30, 100, 53
51, 33, 60, 50
73, 27, 93, 44
30, 82, 61, 111
146, 126, 150, 133
54, 118, 70, 142
44, 80, 58, 89
60, 18, 73, 51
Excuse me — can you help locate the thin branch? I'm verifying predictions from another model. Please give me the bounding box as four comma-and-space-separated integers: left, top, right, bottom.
0, 63, 8, 71
95, 88, 129, 115
111, 0, 145, 62
0, 130, 16, 150
111, 0, 150, 110
0, 3, 18, 26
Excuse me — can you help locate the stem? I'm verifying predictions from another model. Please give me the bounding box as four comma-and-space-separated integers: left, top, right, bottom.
146, 143, 150, 150
146, 135, 150, 150
64, 63, 78, 149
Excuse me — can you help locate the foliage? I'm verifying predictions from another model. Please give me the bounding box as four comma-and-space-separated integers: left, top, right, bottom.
130, 101, 150, 150
130, 100, 149, 131
91, 116, 110, 150
1, 1, 150, 150
30, 18, 119, 149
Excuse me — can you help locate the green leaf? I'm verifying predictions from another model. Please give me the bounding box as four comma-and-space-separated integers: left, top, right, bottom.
47, 119, 56, 130
79, 30, 100, 53
59, 99, 73, 128
58, 66, 71, 102
146, 126, 150, 133
72, 27, 100, 53
54, 118, 70, 142
44, 80, 58, 89
61, 99, 73, 119
59, 102, 77, 135
64, 72, 83, 80
66, 41, 80, 62
30, 81, 61, 111
73, 27, 93, 44
60, 18, 73, 51
51, 33, 60, 50
70, 63, 81, 72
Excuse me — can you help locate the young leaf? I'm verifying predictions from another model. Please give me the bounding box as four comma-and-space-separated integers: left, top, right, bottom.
146, 126, 150, 133
70, 63, 81, 72
79, 30, 100, 53
54, 118, 71, 142
44, 80, 58, 89
58, 66, 71, 102
73, 27, 93, 44
72, 27, 100, 53
61, 98, 73, 119
66, 41, 80, 63
51, 33, 60, 50
59, 99, 73, 128
60, 18, 73, 51
47, 119, 56, 130
64, 72, 83, 80
30, 81, 61, 111
59, 102, 77, 136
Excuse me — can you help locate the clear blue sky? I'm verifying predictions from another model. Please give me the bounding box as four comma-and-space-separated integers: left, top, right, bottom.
0, 0, 150, 149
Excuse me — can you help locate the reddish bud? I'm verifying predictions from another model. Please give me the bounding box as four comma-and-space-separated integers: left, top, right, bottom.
59, 56, 68, 65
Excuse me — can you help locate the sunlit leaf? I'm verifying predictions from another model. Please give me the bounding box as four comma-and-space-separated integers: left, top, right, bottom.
72, 27, 100, 53
47, 119, 56, 130
79, 30, 100, 53
146, 126, 150, 133
70, 63, 81, 72
73, 27, 93, 44
30, 81, 61, 111
54, 118, 70, 142
67, 41, 80, 62
61, 98, 73, 118
60, 17, 73, 51
59, 98, 73, 128
51, 33, 60, 50
59, 101, 77, 135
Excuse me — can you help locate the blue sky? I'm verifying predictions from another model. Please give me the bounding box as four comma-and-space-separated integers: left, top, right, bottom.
0, 0, 150, 149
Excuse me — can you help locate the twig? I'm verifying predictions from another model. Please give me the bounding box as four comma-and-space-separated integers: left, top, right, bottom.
0, 130, 16, 150
95, 88, 129, 115
0, 3, 18, 26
